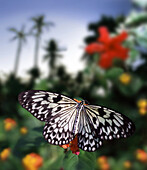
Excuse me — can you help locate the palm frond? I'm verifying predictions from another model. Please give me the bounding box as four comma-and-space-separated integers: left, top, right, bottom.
10, 36, 18, 41
8, 28, 18, 33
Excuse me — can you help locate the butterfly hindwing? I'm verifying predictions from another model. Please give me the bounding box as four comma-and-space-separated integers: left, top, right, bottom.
84, 105, 135, 141
43, 106, 77, 145
78, 109, 103, 152
18, 90, 77, 122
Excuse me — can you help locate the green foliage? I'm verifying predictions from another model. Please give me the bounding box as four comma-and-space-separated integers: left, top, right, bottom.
77, 151, 96, 170
105, 67, 124, 80
117, 75, 143, 97
62, 152, 79, 170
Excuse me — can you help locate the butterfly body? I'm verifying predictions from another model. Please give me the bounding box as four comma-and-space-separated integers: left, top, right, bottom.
18, 90, 135, 152
72, 100, 86, 134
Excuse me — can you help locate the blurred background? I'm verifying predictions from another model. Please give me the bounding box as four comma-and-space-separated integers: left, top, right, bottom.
0, 0, 147, 169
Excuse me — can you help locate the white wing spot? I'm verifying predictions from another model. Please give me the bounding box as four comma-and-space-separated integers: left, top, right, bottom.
92, 147, 95, 151
113, 119, 120, 127
84, 147, 87, 150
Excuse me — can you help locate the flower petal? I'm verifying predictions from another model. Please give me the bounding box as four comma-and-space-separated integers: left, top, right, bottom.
85, 43, 104, 54
98, 27, 110, 43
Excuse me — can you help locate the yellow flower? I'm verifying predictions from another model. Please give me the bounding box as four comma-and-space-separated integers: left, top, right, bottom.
20, 127, 28, 135
137, 99, 147, 108
136, 149, 147, 163
4, 118, 16, 131
0, 148, 11, 161
22, 153, 43, 170
137, 99, 147, 115
123, 161, 131, 169
119, 73, 131, 85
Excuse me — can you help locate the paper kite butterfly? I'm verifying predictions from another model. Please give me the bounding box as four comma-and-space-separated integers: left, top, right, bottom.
18, 90, 135, 152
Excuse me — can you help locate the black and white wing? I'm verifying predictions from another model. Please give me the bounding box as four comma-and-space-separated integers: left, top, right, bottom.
77, 108, 103, 152
18, 90, 77, 122
77, 105, 135, 152
18, 90, 78, 145
85, 105, 135, 140
43, 104, 78, 145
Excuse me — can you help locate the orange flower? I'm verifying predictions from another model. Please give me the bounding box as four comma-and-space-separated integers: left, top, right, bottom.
4, 118, 16, 131
60, 136, 80, 155
137, 99, 147, 115
97, 156, 110, 170
139, 108, 147, 115
136, 149, 147, 163
22, 153, 43, 170
97, 156, 107, 164
20, 127, 28, 135
60, 144, 70, 150
123, 161, 132, 169
85, 26, 129, 69
100, 163, 110, 170
0, 148, 11, 161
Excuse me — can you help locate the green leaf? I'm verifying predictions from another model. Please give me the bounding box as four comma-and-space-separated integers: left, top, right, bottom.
133, 0, 147, 9
105, 67, 124, 80
136, 36, 147, 49
77, 151, 96, 170
12, 127, 45, 157
62, 151, 79, 170
126, 49, 139, 65
40, 146, 64, 170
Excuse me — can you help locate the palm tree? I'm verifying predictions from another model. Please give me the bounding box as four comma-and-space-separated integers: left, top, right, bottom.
9, 26, 27, 76
44, 39, 64, 77
30, 15, 54, 68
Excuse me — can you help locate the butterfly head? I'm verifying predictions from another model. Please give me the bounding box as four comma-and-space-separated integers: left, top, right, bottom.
74, 98, 89, 106
80, 100, 89, 105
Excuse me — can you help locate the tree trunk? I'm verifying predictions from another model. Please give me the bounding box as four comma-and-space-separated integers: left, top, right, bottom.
14, 38, 22, 76
34, 34, 40, 68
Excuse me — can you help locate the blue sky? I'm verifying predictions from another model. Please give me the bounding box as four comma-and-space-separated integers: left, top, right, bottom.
0, 0, 132, 78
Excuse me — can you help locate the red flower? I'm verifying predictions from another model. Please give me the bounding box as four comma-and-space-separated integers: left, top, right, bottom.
60, 136, 80, 155
85, 26, 129, 68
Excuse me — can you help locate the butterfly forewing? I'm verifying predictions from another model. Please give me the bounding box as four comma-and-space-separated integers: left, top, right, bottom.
18, 90, 77, 122
84, 105, 135, 141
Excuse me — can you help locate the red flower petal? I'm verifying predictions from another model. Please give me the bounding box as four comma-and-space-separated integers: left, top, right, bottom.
112, 31, 128, 44
59, 136, 80, 155
85, 43, 105, 54
70, 136, 80, 155
98, 52, 113, 68
98, 26, 110, 43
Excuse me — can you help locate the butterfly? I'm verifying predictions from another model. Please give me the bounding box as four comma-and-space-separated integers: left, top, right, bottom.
18, 90, 135, 152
